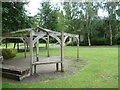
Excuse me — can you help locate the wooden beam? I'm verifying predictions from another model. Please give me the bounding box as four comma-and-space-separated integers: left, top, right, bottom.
30, 30, 33, 75
49, 33, 61, 44
24, 43, 27, 58
72, 37, 74, 46
47, 34, 50, 57
5, 38, 7, 48
36, 40, 39, 61
10, 27, 36, 34
17, 43, 19, 52
77, 37, 80, 60
32, 34, 46, 45
61, 32, 64, 72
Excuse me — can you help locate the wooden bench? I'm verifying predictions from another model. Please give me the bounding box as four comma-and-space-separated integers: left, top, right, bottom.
32, 61, 62, 74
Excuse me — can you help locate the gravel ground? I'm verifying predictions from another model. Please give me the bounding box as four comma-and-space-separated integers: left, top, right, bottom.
2, 56, 88, 83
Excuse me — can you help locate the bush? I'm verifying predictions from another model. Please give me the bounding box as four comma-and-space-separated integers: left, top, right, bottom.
117, 38, 120, 45
2, 48, 17, 59
91, 38, 109, 45
67, 41, 88, 46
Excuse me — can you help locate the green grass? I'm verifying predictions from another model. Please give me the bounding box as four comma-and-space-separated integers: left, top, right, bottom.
0, 43, 57, 49
2, 47, 118, 88
67, 45, 118, 48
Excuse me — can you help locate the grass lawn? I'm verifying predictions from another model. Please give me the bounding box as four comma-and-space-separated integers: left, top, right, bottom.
67, 45, 118, 48
2, 47, 118, 88
0, 43, 57, 49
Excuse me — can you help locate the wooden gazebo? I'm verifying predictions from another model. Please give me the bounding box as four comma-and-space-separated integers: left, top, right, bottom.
1, 27, 80, 76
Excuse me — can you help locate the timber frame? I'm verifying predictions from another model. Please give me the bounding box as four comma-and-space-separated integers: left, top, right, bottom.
1, 27, 80, 75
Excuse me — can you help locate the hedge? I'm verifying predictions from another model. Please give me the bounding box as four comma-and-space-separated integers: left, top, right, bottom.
2, 48, 17, 59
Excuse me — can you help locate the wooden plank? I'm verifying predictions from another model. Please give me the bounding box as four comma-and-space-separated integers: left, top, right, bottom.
2, 72, 21, 81
1, 65, 30, 81
32, 61, 61, 65
1, 68, 30, 75
1, 65, 30, 75
1, 71, 30, 81
10, 27, 36, 34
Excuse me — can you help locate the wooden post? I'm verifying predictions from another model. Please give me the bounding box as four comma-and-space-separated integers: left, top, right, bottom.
34, 65, 36, 74
56, 63, 59, 71
27, 43, 29, 49
61, 32, 64, 72
47, 34, 50, 57
30, 30, 33, 75
72, 37, 74, 46
13, 43, 16, 48
77, 37, 79, 60
17, 43, 19, 52
45, 42, 47, 49
36, 40, 39, 61
6, 38, 7, 48
24, 42, 27, 58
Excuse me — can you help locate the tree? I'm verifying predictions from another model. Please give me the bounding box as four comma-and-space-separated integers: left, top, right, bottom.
81, 2, 100, 46
103, 2, 119, 45
56, 10, 66, 32
37, 2, 58, 30
2, 2, 32, 33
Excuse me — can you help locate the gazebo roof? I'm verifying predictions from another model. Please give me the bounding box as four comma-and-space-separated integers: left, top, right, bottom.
3, 27, 79, 38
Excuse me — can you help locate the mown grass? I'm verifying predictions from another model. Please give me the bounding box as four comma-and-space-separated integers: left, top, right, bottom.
2, 47, 118, 88
0, 43, 57, 49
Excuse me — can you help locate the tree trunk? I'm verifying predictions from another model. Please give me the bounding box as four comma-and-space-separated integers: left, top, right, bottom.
109, 24, 112, 46
87, 33, 91, 46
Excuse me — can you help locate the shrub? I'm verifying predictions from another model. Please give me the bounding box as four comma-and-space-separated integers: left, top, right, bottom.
2, 48, 17, 59
91, 38, 109, 45
67, 41, 88, 46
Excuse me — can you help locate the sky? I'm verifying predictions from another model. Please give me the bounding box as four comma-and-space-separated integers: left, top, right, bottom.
25, 0, 108, 17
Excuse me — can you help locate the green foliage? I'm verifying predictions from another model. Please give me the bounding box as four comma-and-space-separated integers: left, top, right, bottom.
2, 2, 120, 45
2, 48, 17, 59
91, 38, 109, 45
2, 2, 33, 33
36, 2, 58, 30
